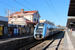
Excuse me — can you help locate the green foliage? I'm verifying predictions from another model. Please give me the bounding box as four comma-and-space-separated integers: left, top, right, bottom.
58, 25, 61, 27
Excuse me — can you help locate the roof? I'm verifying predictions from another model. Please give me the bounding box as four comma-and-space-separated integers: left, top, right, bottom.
0, 16, 8, 22
68, 0, 75, 16
26, 21, 37, 25
9, 17, 30, 22
12, 10, 37, 15
67, 0, 75, 28
67, 17, 75, 28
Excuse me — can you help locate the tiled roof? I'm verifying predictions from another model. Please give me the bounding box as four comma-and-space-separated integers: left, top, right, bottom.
13, 10, 37, 14
26, 21, 37, 24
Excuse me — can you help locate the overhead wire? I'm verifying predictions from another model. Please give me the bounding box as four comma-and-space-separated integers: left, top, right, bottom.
24, 0, 37, 9
0, 0, 16, 9
49, 0, 63, 22
49, 0, 58, 15
24, 0, 47, 18
0, 0, 46, 19
45, 0, 62, 24
14, 0, 31, 10
45, 0, 58, 23
45, 0, 56, 15
0, 0, 18, 16
24, 0, 58, 23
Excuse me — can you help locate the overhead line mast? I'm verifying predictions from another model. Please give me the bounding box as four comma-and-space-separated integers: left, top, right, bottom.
0, 1, 17, 16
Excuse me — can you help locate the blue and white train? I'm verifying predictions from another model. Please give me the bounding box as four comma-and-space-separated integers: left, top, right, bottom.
34, 23, 62, 40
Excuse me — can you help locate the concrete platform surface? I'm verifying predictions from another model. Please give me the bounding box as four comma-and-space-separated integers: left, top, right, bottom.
64, 30, 75, 50
0, 35, 33, 44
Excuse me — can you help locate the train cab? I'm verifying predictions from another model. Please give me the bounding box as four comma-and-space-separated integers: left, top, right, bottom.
34, 23, 44, 40
34, 23, 62, 40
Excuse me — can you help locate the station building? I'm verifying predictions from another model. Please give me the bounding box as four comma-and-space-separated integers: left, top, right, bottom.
0, 16, 8, 37
7, 9, 40, 35
39, 19, 53, 25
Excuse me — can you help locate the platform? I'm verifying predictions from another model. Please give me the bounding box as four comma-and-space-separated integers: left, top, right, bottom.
0, 35, 34, 50
64, 30, 75, 50
0, 35, 33, 44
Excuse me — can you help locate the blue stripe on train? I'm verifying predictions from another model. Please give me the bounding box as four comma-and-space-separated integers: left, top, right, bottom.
43, 23, 47, 37
34, 25, 38, 36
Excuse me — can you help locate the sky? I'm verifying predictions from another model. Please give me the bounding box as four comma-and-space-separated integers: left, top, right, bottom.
0, 0, 70, 26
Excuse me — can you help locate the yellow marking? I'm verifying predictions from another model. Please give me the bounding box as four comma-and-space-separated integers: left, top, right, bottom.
0, 25, 3, 35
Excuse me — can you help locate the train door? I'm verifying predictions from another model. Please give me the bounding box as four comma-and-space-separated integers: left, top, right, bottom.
50, 26, 53, 35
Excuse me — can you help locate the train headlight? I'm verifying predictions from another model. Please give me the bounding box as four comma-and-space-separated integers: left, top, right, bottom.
42, 36, 43, 38
37, 35, 39, 38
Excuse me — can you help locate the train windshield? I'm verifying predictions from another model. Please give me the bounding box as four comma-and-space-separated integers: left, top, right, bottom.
36, 23, 44, 31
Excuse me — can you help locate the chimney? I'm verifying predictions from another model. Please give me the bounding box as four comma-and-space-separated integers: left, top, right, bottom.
21, 9, 24, 13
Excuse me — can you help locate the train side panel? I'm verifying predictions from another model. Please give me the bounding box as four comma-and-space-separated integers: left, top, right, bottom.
43, 23, 46, 37
34, 23, 62, 40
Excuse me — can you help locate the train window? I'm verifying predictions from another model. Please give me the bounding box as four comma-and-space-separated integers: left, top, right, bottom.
37, 19, 38, 22
38, 26, 43, 28
50, 26, 53, 30
36, 26, 44, 31
38, 23, 44, 26
34, 18, 36, 21
36, 23, 44, 31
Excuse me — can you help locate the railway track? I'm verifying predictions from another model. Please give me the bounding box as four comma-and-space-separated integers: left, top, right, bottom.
18, 31, 64, 50
43, 32, 64, 50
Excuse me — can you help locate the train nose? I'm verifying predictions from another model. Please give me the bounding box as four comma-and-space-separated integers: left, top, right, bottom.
35, 34, 43, 38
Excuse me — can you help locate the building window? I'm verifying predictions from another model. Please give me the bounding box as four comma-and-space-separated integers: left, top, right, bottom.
4, 26, 8, 35
36, 12, 37, 15
37, 19, 38, 22
10, 17, 12, 18
34, 18, 36, 22
18, 16, 20, 18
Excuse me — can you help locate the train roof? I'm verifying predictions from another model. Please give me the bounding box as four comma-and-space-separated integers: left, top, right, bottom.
37, 23, 61, 28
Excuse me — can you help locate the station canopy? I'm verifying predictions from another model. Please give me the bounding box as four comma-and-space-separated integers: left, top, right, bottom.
67, 0, 75, 28
67, 17, 75, 28
68, 0, 75, 16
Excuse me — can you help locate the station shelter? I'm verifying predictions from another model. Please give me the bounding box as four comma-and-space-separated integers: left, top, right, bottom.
0, 16, 8, 38
67, 0, 75, 33
8, 23, 36, 37
8, 24, 25, 37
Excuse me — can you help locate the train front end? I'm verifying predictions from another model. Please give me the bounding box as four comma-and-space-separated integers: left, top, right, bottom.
34, 23, 45, 40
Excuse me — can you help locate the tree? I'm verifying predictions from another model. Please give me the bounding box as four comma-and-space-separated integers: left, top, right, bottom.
58, 25, 61, 27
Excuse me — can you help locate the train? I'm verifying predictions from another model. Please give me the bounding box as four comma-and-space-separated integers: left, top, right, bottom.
34, 23, 62, 40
